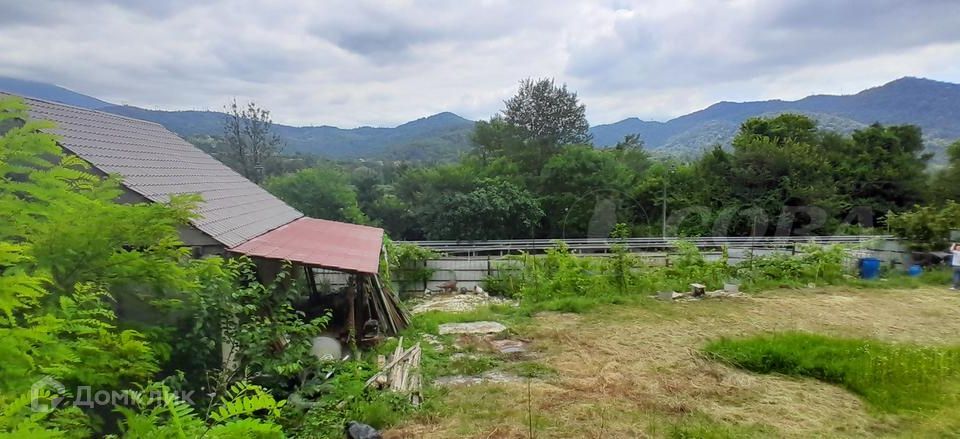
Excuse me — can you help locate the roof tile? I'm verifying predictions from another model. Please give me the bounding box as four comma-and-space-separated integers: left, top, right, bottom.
7, 92, 303, 247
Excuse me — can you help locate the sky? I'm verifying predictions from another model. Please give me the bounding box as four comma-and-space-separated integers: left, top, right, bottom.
2, 0, 960, 128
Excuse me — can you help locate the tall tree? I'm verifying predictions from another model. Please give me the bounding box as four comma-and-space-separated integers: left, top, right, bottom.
223, 100, 283, 184
503, 77, 591, 145
538, 145, 634, 237
831, 123, 930, 217
264, 165, 367, 224
931, 140, 960, 203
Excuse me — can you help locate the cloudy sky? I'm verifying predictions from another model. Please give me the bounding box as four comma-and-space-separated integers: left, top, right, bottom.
2, 0, 960, 127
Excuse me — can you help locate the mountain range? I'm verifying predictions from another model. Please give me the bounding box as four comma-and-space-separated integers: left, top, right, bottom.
2, 76, 958, 161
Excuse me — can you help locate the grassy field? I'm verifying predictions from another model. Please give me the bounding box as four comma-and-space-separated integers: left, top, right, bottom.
386, 286, 960, 438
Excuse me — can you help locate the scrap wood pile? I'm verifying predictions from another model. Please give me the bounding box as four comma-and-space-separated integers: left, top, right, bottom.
359, 274, 411, 335
364, 337, 423, 406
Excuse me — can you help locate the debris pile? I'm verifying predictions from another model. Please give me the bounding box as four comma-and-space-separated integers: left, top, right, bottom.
410, 294, 514, 314
434, 370, 524, 387
364, 337, 423, 406
438, 321, 507, 335
656, 283, 746, 302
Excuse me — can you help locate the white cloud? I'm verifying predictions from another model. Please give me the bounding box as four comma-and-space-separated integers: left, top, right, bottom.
0, 0, 958, 127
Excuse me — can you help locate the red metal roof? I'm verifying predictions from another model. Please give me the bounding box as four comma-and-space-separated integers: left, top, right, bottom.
230, 217, 385, 274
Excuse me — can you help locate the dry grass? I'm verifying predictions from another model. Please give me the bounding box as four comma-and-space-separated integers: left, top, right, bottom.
387, 287, 960, 438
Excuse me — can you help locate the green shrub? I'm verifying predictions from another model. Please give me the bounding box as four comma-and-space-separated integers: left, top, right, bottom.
114, 381, 286, 438
481, 241, 850, 311
734, 245, 846, 289
886, 202, 960, 251
704, 332, 960, 413
382, 238, 439, 294
291, 360, 417, 438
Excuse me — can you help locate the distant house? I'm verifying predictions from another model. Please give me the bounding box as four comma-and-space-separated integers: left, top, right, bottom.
4, 92, 408, 337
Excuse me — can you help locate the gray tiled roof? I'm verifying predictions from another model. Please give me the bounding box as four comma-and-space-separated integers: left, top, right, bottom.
5, 92, 303, 248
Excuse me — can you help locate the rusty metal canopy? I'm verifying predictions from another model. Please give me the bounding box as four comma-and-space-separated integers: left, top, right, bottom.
230, 217, 385, 274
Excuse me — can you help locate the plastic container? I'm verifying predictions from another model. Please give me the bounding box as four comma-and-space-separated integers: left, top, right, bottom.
858, 257, 881, 280
907, 264, 923, 277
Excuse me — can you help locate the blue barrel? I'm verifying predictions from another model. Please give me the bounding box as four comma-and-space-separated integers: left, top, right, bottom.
907, 264, 923, 277
859, 258, 881, 279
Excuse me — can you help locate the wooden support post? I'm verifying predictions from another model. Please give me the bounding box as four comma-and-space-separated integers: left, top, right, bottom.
303, 265, 318, 295
347, 277, 359, 358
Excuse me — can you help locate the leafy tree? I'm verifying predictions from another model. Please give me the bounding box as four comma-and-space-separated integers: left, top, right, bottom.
470, 116, 527, 164
735, 114, 818, 147
0, 97, 179, 433
613, 134, 652, 174
831, 123, 930, 218
538, 145, 634, 237
421, 178, 544, 240
931, 140, 960, 203
503, 77, 591, 145
265, 165, 368, 223
0, 97, 314, 437
724, 115, 843, 235
222, 100, 283, 184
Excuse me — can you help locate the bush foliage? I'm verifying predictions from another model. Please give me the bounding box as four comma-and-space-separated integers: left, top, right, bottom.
483, 238, 848, 305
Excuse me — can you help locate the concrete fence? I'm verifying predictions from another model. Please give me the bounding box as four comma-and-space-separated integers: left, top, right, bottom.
392, 236, 908, 293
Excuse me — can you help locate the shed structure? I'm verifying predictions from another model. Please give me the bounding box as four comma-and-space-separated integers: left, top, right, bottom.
5, 91, 408, 337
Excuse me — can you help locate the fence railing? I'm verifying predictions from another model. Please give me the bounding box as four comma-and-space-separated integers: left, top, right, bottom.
400, 235, 892, 256
392, 235, 903, 292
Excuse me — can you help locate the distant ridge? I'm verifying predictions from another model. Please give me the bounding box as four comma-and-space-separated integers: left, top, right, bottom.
1, 75, 958, 160
591, 77, 960, 156
0, 77, 113, 109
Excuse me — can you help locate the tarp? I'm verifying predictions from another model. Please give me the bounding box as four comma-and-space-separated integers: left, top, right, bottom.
230, 217, 385, 274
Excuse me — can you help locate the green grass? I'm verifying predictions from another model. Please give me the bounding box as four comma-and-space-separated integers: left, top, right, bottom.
662, 414, 775, 439
704, 332, 960, 414
502, 361, 557, 379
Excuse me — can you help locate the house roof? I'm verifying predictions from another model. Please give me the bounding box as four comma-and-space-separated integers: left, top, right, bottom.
230, 217, 385, 274
7, 92, 303, 248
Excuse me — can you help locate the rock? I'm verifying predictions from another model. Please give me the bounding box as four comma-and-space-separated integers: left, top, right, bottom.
690, 283, 706, 297
310, 336, 343, 361
346, 421, 382, 439
657, 291, 685, 301
438, 321, 507, 335
490, 339, 527, 354
422, 334, 445, 352
434, 371, 524, 387
705, 290, 745, 299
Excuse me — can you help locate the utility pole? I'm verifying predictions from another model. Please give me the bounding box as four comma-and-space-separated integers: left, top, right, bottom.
661, 165, 675, 238
661, 172, 668, 238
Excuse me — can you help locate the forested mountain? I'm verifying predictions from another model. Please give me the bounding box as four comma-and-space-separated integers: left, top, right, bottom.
593, 77, 960, 156
2, 76, 958, 160
98, 105, 475, 159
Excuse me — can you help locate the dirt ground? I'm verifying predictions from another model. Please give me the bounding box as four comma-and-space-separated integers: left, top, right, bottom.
387, 287, 960, 438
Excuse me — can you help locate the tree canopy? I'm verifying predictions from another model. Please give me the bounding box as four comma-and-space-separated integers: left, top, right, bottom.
503, 77, 591, 145
264, 164, 367, 224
